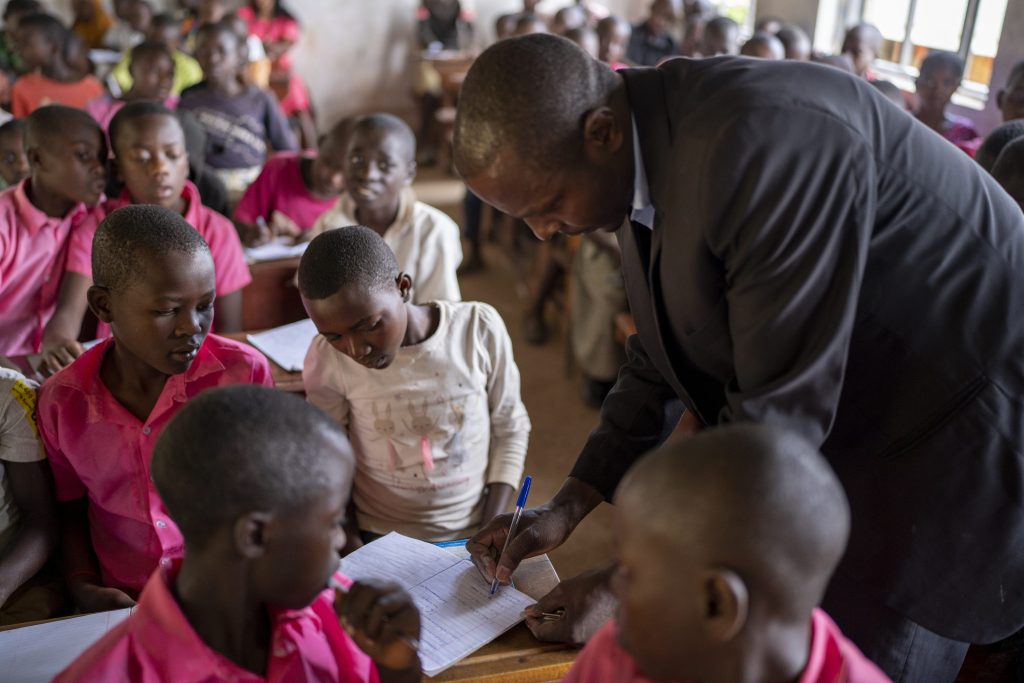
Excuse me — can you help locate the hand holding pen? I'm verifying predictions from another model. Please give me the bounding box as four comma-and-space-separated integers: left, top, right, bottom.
490, 475, 532, 595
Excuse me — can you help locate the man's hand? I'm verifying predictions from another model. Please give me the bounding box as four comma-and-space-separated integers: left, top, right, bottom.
335, 579, 420, 675
467, 478, 604, 586
524, 566, 617, 645
39, 338, 85, 376
71, 581, 136, 613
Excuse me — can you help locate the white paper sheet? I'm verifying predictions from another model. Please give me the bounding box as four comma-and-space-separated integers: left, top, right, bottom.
246, 318, 318, 372
0, 608, 132, 683
341, 532, 536, 677
244, 238, 309, 263
437, 540, 559, 601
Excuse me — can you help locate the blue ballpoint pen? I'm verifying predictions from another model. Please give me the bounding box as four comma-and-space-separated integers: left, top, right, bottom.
490, 475, 532, 596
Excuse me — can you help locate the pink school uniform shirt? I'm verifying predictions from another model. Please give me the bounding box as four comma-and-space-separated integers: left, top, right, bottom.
234, 152, 336, 230
563, 609, 891, 683
56, 566, 379, 683
38, 335, 273, 595
0, 180, 101, 356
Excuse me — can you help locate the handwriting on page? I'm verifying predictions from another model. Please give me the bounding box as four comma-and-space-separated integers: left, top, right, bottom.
341, 532, 536, 676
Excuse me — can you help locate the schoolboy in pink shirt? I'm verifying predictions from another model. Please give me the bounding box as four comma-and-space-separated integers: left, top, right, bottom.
38, 206, 272, 613
557, 425, 890, 683
0, 105, 105, 358
233, 118, 352, 247
57, 385, 422, 683
103, 100, 251, 332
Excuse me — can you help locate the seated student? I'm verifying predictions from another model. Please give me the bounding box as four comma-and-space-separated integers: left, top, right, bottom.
102, 0, 152, 52
86, 41, 177, 132
976, 120, 1024, 172
311, 114, 462, 304
566, 26, 598, 59
597, 15, 631, 70
514, 12, 549, 36
776, 24, 811, 60
700, 16, 739, 57
996, 60, 1024, 124
38, 205, 273, 613
110, 13, 204, 98
234, 117, 351, 247
300, 226, 529, 544
0, 0, 40, 80
10, 13, 104, 117
992, 137, 1024, 210
70, 0, 112, 50
626, 0, 678, 66
914, 51, 980, 155
0, 367, 61, 626
104, 101, 251, 332
559, 424, 891, 683
841, 22, 882, 79
178, 19, 298, 202
0, 106, 105, 360
0, 118, 28, 188
494, 12, 518, 41
871, 79, 908, 110
56, 384, 421, 683
740, 30, 784, 59
552, 5, 588, 36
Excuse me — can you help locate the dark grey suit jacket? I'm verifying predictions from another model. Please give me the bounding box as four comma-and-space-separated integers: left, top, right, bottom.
571, 57, 1024, 642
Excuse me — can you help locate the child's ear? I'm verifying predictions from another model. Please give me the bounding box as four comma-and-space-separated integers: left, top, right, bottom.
396, 272, 413, 301
700, 569, 748, 642
25, 145, 43, 172
582, 106, 625, 162
997, 89, 1006, 109
404, 158, 417, 186
234, 511, 271, 559
87, 285, 114, 323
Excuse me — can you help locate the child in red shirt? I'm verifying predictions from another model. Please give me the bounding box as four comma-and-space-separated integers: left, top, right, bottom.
11, 13, 104, 117
57, 384, 421, 683
557, 425, 891, 683
38, 205, 272, 614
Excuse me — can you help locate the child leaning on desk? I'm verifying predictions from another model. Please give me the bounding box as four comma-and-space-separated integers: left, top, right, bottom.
57, 385, 422, 683
300, 226, 530, 547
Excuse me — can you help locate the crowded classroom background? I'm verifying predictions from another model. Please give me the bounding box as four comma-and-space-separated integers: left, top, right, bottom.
0, 0, 1022, 681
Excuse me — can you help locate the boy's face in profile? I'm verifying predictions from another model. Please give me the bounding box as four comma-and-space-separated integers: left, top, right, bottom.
249, 444, 350, 609
195, 28, 241, 86
129, 51, 175, 101
101, 249, 215, 376
343, 127, 415, 214
114, 114, 189, 214
33, 119, 108, 206
303, 281, 409, 370
0, 129, 28, 186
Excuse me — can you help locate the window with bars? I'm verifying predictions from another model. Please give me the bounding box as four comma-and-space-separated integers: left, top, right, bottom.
860, 0, 1007, 88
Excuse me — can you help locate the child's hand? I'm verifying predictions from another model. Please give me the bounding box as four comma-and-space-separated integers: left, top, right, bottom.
334, 579, 420, 673
270, 211, 301, 242
71, 581, 137, 613
236, 220, 272, 247
39, 338, 85, 376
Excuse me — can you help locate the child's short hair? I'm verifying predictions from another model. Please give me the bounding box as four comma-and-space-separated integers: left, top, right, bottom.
24, 104, 99, 151
349, 113, 417, 163
196, 17, 240, 44
0, 117, 26, 141
298, 225, 399, 300
108, 100, 178, 156
17, 12, 67, 48
92, 205, 211, 292
977, 121, 1024, 172
150, 12, 179, 32
152, 385, 354, 549
129, 39, 174, 68
992, 137, 1024, 188
2, 0, 41, 20
920, 51, 963, 79
704, 16, 738, 38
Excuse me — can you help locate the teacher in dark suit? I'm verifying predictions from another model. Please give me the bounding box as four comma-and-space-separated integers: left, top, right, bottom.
453, 34, 1024, 682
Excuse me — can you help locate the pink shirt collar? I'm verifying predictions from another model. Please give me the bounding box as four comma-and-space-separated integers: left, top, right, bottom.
12, 178, 90, 235
114, 179, 203, 226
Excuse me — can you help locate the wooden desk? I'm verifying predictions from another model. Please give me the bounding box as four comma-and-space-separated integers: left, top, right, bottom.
220, 331, 305, 393
428, 625, 577, 683
243, 256, 307, 331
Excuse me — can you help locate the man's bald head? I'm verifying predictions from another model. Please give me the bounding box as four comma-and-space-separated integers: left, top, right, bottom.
617, 424, 850, 617
453, 34, 618, 179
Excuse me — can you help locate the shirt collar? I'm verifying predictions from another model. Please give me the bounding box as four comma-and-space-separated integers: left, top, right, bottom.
338, 187, 418, 237
115, 180, 202, 228
630, 116, 655, 230
13, 179, 88, 235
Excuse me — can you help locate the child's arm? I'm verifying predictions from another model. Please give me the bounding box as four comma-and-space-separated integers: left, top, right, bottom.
262, 91, 299, 151
60, 499, 135, 612
334, 580, 421, 683
0, 460, 57, 607
214, 290, 244, 333
413, 212, 463, 303
303, 336, 352, 427
39, 272, 90, 375
480, 483, 514, 527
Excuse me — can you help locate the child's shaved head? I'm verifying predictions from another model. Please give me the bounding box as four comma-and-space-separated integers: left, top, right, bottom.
617, 424, 850, 615
152, 385, 354, 550
93, 205, 210, 292
992, 137, 1024, 208
977, 120, 1024, 173
298, 225, 399, 300
348, 113, 416, 164
454, 34, 617, 178
24, 104, 99, 152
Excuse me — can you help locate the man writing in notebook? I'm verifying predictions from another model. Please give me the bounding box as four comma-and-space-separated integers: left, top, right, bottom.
453, 34, 1024, 683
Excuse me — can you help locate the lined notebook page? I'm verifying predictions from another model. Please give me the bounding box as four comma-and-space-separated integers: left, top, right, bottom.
341, 532, 536, 676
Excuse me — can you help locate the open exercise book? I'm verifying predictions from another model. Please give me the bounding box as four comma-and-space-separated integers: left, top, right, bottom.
343, 532, 558, 677
246, 318, 319, 372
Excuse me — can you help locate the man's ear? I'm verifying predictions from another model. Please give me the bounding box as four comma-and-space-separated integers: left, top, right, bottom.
396, 272, 413, 301
581, 106, 625, 162
700, 568, 748, 642
87, 285, 114, 323
233, 511, 272, 559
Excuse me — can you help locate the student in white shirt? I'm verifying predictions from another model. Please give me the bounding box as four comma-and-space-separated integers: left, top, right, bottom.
309, 113, 462, 304
299, 226, 528, 544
